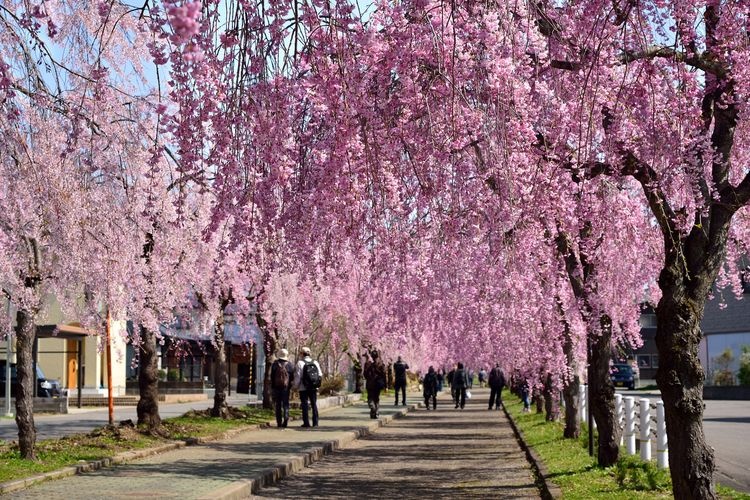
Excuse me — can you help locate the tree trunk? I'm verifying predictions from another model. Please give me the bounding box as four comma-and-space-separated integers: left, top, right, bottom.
589, 315, 620, 467
256, 310, 276, 410
15, 308, 37, 460
558, 296, 581, 438
211, 314, 229, 418
535, 389, 544, 413
353, 354, 363, 393
656, 290, 716, 499
136, 326, 161, 430
562, 376, 581, 438
544, 373, 560, 422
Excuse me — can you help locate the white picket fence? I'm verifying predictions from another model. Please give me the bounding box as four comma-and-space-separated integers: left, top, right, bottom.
578, 385, 668, 468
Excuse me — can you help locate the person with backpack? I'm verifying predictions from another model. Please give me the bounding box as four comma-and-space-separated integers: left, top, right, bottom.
488, 363, 506, 410
270, 348, 295, 428
294, 346, 322, 427
422, 366, 438, 410
364, 350, 386, 419
393, 355, 409, 406
452, 362, 469, 409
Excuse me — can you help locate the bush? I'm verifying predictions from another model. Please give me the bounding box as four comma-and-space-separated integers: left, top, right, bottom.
614, 455, 670, 492
167, 368, 180, 381
711, 348, 735, 386
318, 373, 345, 396
738, 346, 750, 386
157, 369, 167, 381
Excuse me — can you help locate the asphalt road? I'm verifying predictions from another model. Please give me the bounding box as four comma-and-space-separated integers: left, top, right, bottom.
619, 388, 750, 494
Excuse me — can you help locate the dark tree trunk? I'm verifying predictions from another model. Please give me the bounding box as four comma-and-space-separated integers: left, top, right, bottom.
656, 285, 717, 499
137, 326, 161, 430
544, 373, 560, 422
535, 389, 544, 413
353, 352, 363, 393
256, 310, 275, 410
562, 376, 581, 439
557, 296, 581, 438
211, 315, 229, 418
15, 308, 37, 460
589, 315, 620, 467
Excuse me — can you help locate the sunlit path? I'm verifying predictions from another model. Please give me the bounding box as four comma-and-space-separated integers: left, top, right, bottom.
252, 388, 540, 499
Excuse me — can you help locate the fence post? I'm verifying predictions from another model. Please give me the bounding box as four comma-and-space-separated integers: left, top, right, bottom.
640, 398, 651, 462
615, 393, 623, 446
656, 400, 669, 468
579, 384, 587, 424
624, 396, 636, 455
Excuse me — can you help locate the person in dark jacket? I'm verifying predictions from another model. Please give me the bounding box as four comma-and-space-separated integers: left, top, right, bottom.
270, 348, 295, 428
422, 366, 438, 410
364, 351, 387, 419
393, 356, 409, 405
452, 362, 469, 409
436, 369, 444, 392
446, 364, 457, 404
487, 363, 506, 410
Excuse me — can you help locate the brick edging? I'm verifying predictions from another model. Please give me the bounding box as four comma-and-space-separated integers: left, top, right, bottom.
199, 401, 420, 499
0, 393, 363, 495
502, 403, 563, 500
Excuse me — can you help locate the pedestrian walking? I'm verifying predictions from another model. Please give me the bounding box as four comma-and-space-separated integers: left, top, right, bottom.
436, 369, 444, 392
294, 346, 322, 427
478, 367, 487, 388
452, 362, 469, 409
468, 368, 475, 389
447, 363, 457, 405
423, 366, 438, 410
270, 348, 295, 428
487, 363, 506, 410
393, 355, 409, 406
364, 351, 387, 419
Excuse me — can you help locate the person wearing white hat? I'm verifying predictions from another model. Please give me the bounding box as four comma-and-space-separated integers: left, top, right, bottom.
294, 347, 322, 427
270, 348, 294, 428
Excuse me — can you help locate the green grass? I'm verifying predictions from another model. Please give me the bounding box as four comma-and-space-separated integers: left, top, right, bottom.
504, 391, 749, 499
0, 404, 298, 484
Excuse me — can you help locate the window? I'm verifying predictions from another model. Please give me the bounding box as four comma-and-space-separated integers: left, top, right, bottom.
637, 354, 652, 368
651, 355, 659, 368
639, 314, 657, 328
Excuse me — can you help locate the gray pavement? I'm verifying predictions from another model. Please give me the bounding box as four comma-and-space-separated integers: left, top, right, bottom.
4, 390, 540, 499
252, 388, 540, 499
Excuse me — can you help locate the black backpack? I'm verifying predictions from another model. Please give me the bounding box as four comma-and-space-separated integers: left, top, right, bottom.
302, 361, 322, 389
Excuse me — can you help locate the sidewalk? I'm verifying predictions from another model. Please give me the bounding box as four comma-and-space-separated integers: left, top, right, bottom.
4, 393, 422, 499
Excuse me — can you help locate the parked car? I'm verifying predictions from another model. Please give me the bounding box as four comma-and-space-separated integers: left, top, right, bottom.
610, 363, 637, 390
0, 361, 62, 397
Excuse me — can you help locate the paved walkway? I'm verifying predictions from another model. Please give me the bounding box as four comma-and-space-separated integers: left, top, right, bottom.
252, 388, 539, 499
5, 389, 539, 499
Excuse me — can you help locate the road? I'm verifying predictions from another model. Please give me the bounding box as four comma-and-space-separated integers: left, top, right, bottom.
619, 388, 750, 494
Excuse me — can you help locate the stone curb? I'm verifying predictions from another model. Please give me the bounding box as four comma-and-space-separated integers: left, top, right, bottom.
0, 393, 362, 496
198, 401, 420, 499
501, 402, 563, 500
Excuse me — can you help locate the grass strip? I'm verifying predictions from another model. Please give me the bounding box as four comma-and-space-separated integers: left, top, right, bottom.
0, 405, 299, 484
504, 392, 750, 499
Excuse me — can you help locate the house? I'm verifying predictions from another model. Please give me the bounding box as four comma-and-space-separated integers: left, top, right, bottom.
632, 292, 750, 384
